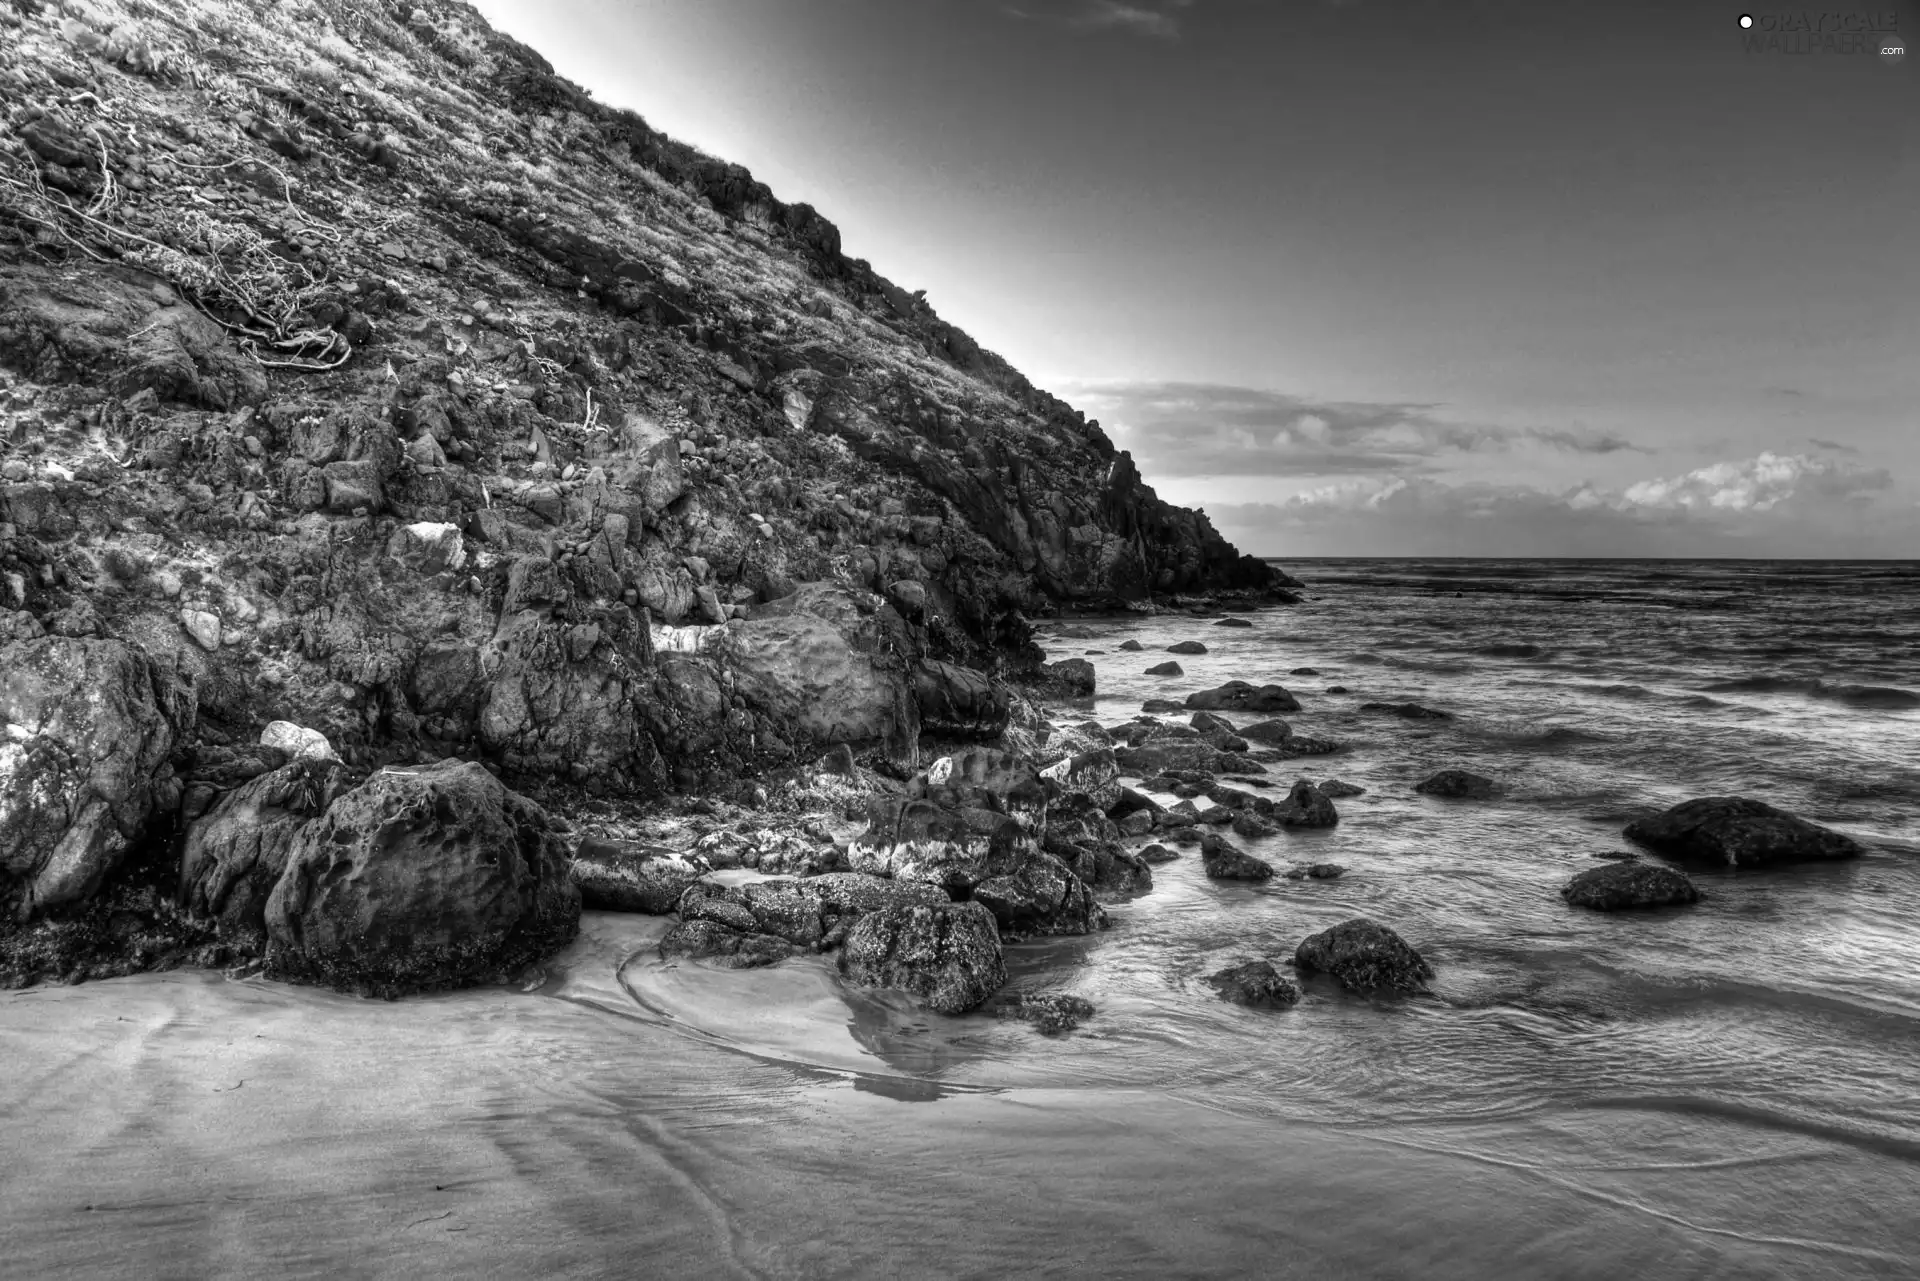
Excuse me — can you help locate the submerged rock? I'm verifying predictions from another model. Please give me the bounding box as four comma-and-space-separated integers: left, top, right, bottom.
0, 637, 195, 913
1414, 769, 1496, 799
1185, 681, 1300, 714
1200, 832, 1274, 881
1283, 863, 1346, 881
838, 901, 1007, 1014
1361, 701, 1452, 720
264, 760, 580, 995
570, 838, 711, 913
993, 990, 1096, 1035
1561, 861, 1700, 910
1294, 918, 1433, 994
1204, 960, 1300, 1009
1317, 780, 1366, 798
1214, 618, 1254, 629
1622, 796, 1864, 867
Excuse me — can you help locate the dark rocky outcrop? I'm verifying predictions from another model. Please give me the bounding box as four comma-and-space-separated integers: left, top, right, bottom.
1204, 960, 1300, 1009
1294, 918, 1433, 994
1283, 863, 1346, 881
837, 901, 1007, 1014
1167, 641, 1208, 655
1622, 797, 1864, 867
263, 760, 580, 995
179, 756, 352, 945
1561, 861, 1700, 910
1145, 661, 1184, 677
1361, 702, 1452, 721
1415, 770, 1496, 799
1317, 780, 1366, 798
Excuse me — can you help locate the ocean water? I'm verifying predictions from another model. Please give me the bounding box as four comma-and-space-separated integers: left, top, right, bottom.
4, 559, 1917, 1278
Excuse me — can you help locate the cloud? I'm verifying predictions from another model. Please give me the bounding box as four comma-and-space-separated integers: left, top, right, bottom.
1063, 379, 1645, 479
1199, 452, 1910, 557
1001, 0, 1197, 38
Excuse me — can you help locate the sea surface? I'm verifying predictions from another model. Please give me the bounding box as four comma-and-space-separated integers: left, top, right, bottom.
4, 558, 1917, 1278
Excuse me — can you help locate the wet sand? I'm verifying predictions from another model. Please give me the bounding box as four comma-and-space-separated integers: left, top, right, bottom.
4, 913, 1910, 1279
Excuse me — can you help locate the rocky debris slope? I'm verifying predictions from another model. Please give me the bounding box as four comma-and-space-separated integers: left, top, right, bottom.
0, 0, 1297, 991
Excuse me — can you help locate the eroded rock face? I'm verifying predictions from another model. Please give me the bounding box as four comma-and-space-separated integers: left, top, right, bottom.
1622, 796, 1864, 867
1561, 860, 1700, 910
0, 637, 195, 913
912, 660, 1010, 739
264, 760, 580, 994
1205, 960, 1300, 1009
179, 755, 351, 944
1294, 918, 1432, 994
837, 900, 1007, 1014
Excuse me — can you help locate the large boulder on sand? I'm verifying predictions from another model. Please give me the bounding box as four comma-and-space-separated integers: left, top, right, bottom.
1294, 918, 1432, 994
263, 760, 580, 994
1561, 860, 1701, 910
0, 637, 195, 913
1185, 681, 1300, 714
179, 756, 352, 944
1622, 796, 1864, 867
838, 901, 1007, 1014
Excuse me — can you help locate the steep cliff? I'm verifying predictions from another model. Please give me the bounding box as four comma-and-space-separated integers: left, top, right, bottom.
0, 0, 1293, 813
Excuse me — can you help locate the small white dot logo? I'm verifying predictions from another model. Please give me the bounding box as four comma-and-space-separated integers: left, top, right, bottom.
1739, 13, 1754, 28
1883, 34, 1907, 64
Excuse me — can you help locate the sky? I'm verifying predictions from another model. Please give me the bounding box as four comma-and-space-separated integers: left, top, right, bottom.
469, 0, 1920, 558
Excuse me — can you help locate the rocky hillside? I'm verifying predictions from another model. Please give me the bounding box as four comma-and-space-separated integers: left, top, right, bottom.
0, 0, 1298, 980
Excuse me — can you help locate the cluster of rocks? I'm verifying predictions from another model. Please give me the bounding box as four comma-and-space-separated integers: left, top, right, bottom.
1205, 917, 1435, 1011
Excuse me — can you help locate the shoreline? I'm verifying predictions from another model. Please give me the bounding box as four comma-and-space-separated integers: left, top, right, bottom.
7, 911, 1911, 1280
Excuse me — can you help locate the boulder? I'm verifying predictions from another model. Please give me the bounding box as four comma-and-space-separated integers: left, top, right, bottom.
849, 798, 1032, 891
1283, 863, 1346, 881
912, 660, 1010, 739
1239, 719, 1293, 744
1272, 780, 1339, 828
1214, 618, 1254, 629
1200, 832, 1274, 881
1145, 661, 1184, 677
1415, 769, 1496, 799
263, 760, 580, 994
1318, 780, 1366, 798
570, 837, 709, 913
1185, 681, 1299, 714
1622, 796, 1863, 867
1561, 861, 1701, 910
1045, 658, 1096, 696
1204, 960, 1300, 1009
722, 592, 917, 758
0, 638, 195, 913
179, 756, 351, 944
1167, 641, 1208, 655
259, 720, 337, 761
1294, 918, 1432, 994
1118, 640, 1144, 652
837, 901, 1007, 1014
1138, 843, 1177, 864
974, 850, 1107, 938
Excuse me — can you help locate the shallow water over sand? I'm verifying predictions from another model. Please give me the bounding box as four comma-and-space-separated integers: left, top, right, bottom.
4, 559, 1917, 1277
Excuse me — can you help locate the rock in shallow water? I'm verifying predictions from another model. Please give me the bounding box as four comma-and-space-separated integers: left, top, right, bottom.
1145, 661, 1184, 677
1414, 769, 1496, 799
1272, 780, 1338, 828
1205, 960, 1300, 1009
838, 901, 1007, 1015
659, 918, 795, 969
1167, 641, 1208, 655
993, 990, 1096, 1034
1294, 918, 1432, 994
1200, 833, 1274, 881
1361, 701, 1451, 720
1622, 796, 1863, 867
1561, 861, 1700, 910
1317, 780, 1365, 798
1185, 681, 1300, 714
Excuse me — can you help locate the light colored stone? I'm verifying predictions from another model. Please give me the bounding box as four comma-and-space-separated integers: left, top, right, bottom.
180, 607, 222, 651
259, 720, 338, 761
